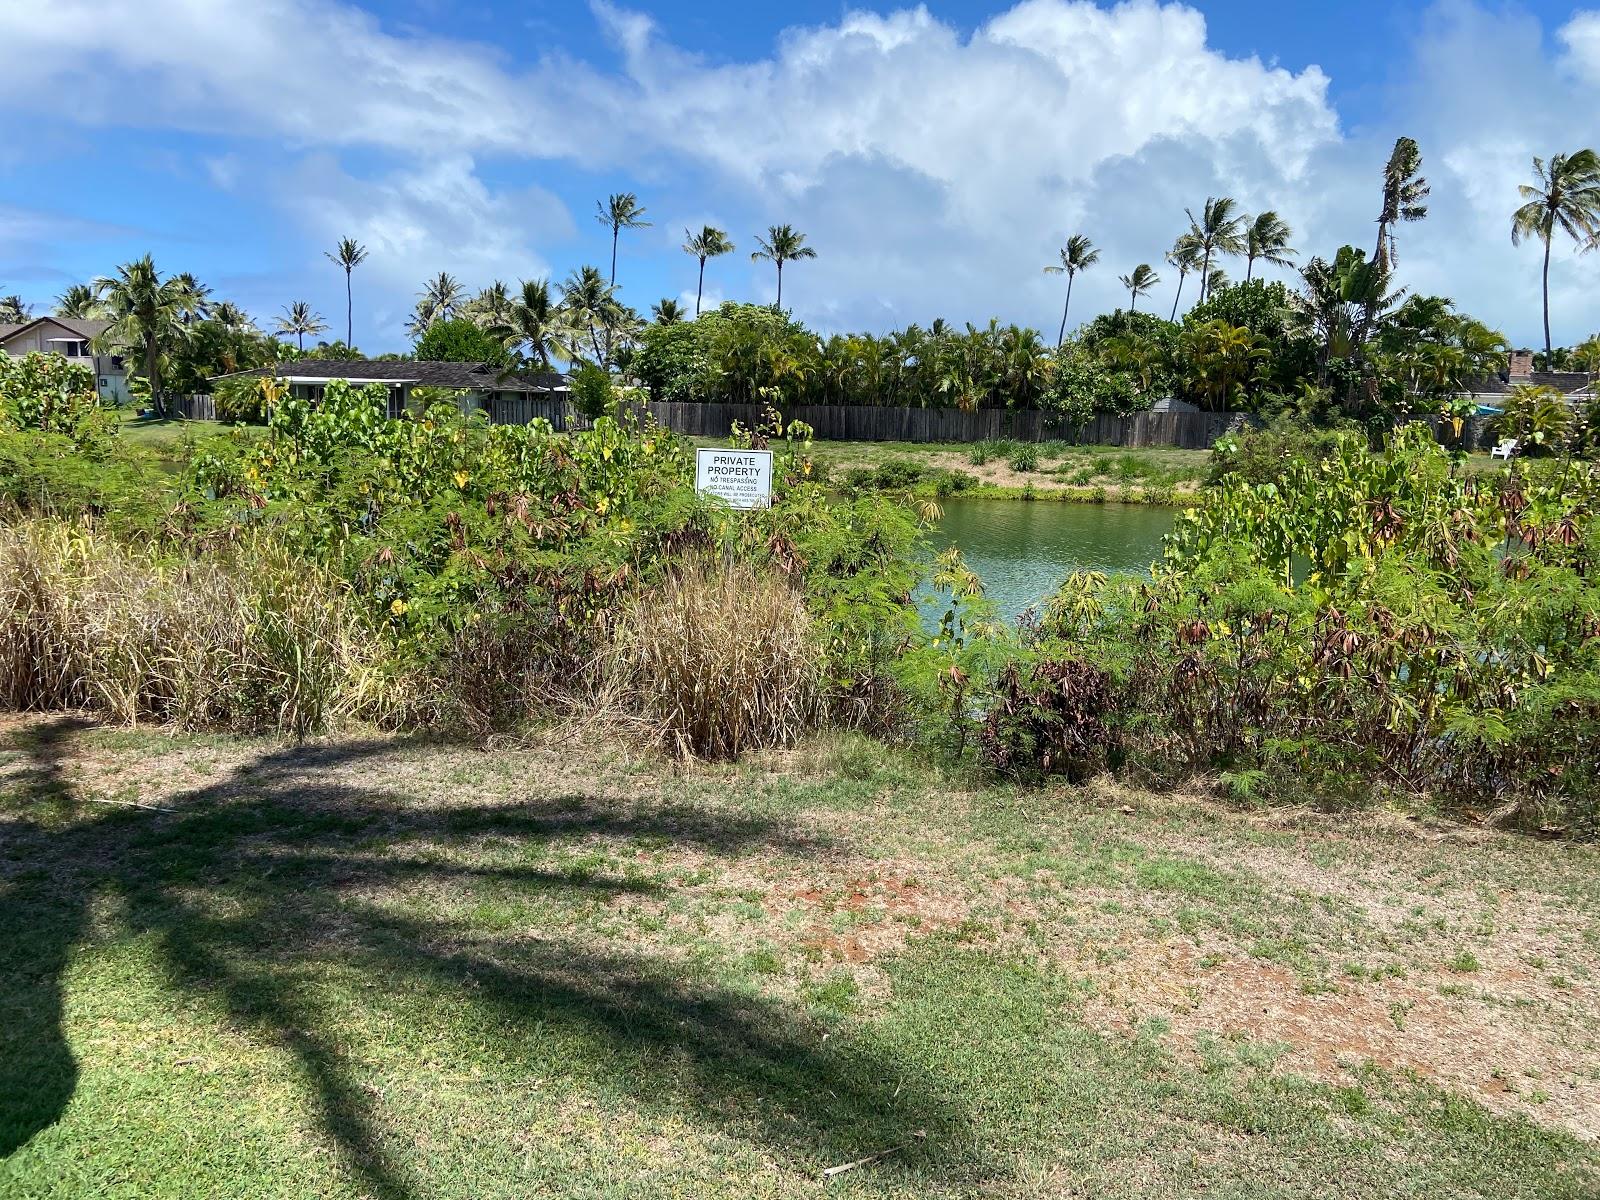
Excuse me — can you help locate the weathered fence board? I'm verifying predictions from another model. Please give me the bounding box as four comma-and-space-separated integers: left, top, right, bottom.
165, 393, 216, 421
163, 391, 1257, 450
634, 402, 1252, 448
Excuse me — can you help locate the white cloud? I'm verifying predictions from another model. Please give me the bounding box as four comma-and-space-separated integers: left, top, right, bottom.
277, 154, 570, 342
4, 0, 1600, 345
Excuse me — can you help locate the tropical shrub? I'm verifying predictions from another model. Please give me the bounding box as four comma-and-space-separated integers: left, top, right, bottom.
1495, 384, 1572, 455
0, 351, 108, 444
413, 316, 509, 366
570, 363, 616, 419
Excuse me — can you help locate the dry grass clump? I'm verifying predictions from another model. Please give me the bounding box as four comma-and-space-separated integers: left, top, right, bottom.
0, 520, 372, 737
606, 560, 824, 759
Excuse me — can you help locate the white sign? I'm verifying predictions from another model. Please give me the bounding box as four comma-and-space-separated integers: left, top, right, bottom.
695, 448, 773, 510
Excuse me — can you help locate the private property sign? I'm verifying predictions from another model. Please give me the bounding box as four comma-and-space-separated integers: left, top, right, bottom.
694, 448, 773, 509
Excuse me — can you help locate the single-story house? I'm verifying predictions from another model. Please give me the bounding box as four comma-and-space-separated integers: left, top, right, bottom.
1460, 350, 1595, 410
217, 359, 569, 422
0, 316, 130, 404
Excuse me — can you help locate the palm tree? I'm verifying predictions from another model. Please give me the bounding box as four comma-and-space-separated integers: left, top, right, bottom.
53, 284, 98, 319
1373, 136, 1429, 272
93, 255, 195, 414
750, 224, 817, 311
1205, 267, 1229, 297
560, 265, 621, 364
597, 192, 650, 287
419, 272, 464, 322
682, 226, 734, 315
470, 280, 514, 328
652, 298, 685, 324
1164, 234, 1202, 321
1244, 211, 1296, 281
172, 273, 213, 325
0, 295, 30, 323
1042, 234, 1100, 346
406, 299, 438, 341
1119, 264, 1160, 312
1512, 149, 1600, 364
324, 237, 368, 347
211, 301, 255, 333
1185, 197, 1246, 303
496, 278, 567, 370
274, 301, 328, 351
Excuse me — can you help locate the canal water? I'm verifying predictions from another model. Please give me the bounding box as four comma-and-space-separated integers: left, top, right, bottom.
922, 498, 1174, 623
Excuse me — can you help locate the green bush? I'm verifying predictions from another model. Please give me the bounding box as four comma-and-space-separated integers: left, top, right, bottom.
1007, 444, 1040, 472
570, 364, 616, 420
0, 351, 109, 445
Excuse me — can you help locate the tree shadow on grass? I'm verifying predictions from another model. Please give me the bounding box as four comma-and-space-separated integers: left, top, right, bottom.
0, 719, 969, 1197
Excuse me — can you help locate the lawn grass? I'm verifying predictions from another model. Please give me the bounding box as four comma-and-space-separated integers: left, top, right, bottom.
3, 716, 1597, 1198
114, 410, 254, 473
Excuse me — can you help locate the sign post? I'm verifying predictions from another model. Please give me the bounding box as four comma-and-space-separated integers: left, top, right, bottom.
694, 448, 773, 510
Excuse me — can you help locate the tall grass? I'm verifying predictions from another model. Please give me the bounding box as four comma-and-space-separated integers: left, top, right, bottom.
0, 520, 372, 737
606, 561, 824, 759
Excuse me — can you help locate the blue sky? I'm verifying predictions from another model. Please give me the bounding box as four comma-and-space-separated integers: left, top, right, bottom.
3, 1, 1599, 352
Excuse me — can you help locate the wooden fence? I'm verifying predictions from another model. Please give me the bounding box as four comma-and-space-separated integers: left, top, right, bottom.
165, 393, 216, 421
164, 392, 1519, 454
631, 403, 1251, 448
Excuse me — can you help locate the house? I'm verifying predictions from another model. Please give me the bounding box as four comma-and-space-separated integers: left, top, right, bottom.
217, 359, 570, 423
0, 316, 129, 404
1459, 350, 1595, 411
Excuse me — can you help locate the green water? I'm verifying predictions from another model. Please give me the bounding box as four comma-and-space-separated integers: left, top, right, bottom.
924, 499, 1174, 622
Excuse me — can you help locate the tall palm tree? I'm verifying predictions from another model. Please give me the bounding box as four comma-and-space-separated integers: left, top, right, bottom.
1373, 136, 1429, 272
274, 301, 328, 351
419, 272, 464, 322
1185, 197, 1246, 304
1164, 234, 1202, 321
495, 278, 567, 370
172, 273, 213, 324
1119, 264, 1160, 312
406, 300, 438, 341
750, 224, 816, 311
0, 295, 30, 323
597, 192, 650, 288
1244, 211, 1296, 281
560, 265, 621, 365
210, 301, 254, 333
324, 237, 369, 347
682, 225, 734, 315
93, 255, 195, 413
1512, 149, 1600, 364
1042, 234, 1100, 346
470, 280, 514, 328
53, 284, 98, 319
652, 298, 685, 325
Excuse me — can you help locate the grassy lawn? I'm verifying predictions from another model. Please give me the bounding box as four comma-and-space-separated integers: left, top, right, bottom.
2, 716, 1596, 1198
114, 411, 252, 473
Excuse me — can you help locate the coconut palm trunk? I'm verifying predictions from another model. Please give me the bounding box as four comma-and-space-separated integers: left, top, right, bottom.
1541, 235, 1553, 365
1169, 272, 1185, 321
344, 270, 353, 346
1056, 273, 1075, 347
696, 258, 706, 316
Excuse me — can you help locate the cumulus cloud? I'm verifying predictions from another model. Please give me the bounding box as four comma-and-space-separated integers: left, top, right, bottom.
3, 0, 1599, 345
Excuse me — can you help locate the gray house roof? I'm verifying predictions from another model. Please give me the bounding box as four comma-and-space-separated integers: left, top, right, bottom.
219, 359, 567, 394
1463, 371, 1594, 396
0, 316, 112, 344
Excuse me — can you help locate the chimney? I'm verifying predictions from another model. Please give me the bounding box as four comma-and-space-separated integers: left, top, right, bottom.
1508, 350, 1534, 379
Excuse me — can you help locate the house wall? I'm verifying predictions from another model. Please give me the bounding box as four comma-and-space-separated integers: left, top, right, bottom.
0, 318, 128, 404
